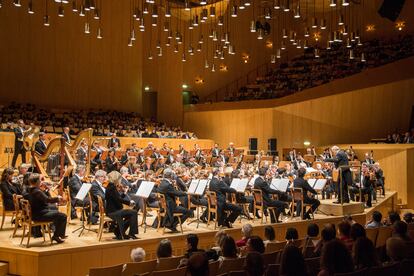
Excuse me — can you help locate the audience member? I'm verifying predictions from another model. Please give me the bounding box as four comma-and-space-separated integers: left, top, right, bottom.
187, 253, 209, 276
237, 223, 253, 247
386, 221, 414, 261
338, 221, 353, 251
366, 211, 383, 228
156, 239, 173, 259
285, 227, 299, 241
353, 237, 379, 270
244, 252, 265, 276
219, 236, 238, 265
279, 244, 307, 276
246, 236, 265, 254
263, 225, 276, 247
350, 223, 366, 241
318, 240, 354, 276
184, 234, 205, 258
130, 247, 146, 262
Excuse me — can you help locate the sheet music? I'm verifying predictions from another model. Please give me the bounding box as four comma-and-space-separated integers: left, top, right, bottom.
270, 178, 290, 192
249, 174, 259, 186
75, 183, 92, 201
314, 179, 327, 190
188, 180, 199, 194
136, 181, 155, 198
231, 178, 248, 193
195, 180, 208, 195
308, 179, 317, 188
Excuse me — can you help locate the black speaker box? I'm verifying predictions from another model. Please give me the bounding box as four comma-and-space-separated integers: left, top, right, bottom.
249, 138, 258, 155
378, 0, 405, 22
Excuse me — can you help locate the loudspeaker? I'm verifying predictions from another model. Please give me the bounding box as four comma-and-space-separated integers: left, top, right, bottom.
378, 0, 405, 22
249, 138, 258, 155
268, 138, 277, 156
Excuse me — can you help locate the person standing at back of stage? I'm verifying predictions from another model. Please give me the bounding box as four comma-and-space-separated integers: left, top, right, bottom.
11, 119, 31, 168
324, 146, 351, 204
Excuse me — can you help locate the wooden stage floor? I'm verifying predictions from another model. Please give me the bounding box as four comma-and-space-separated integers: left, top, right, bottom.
0, 192, 397, 276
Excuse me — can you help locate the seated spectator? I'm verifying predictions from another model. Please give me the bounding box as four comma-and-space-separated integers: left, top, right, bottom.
237, 223, 253, 247
285, 227, 299, 241
305, 223, 319, 246
350, 223, 366, 242
184, 234, 204, 258
263, 225, 276, 247
187, 253, 209, 276
246, 236, 265, 254
157, 239, 173, 260
386, 221, 414, 261
386, 211, 401, 226
212, 230, 228, 254
244, 252, 265, 276
318, 240, 354, 276
353, 237, 379, 270
403, 212, 413, 225
218, 236, 238, 265
366, 211, 383, 228
314, 224, 337, 256
280, 244, 307, 276
130, 247, 146, 262
338, 221, 353, 251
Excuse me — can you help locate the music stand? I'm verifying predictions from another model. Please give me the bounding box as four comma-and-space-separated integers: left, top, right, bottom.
136, 181, 155, 233
72, 183, 96, 237
270, 179, 290, 193
187, 179, 208, 228
230, 178, 249, 193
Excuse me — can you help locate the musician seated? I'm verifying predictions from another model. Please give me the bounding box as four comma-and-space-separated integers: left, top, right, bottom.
76, 141, 88, 165
105, 171, 138, 240
209, 168, 241, 228
293, 168, 320, 219
119, 166, 144, 212
254, 167, 288, 223
166, 149, 175, 165
1, 168, 22, 211
34, 132, 47, 155
91, 142, 104, 171
373, 163, 385, 197
105, 149, 118, 173
349, 163, 373, 207
161, 143, 169, 152
142, 157, 155, 171
25, 173, 67, 244
157, 169, 192, 233
211, 143, 220, 157
62, 127, 72, 143
68, 165, 91, 219
90, 170, 107, 218
108, 132, 121, 149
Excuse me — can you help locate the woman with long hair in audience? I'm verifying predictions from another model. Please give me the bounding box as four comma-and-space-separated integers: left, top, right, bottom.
314, 224, 336, 257
244, 252, 265, 276
280, 244, 307, 276
353, 237, 379, 270
318, 240, 354, 276
264, 225, 276, 247
218, 236, 238, 266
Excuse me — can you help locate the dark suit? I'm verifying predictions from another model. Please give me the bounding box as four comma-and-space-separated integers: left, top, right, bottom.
254, 176, 287, 223
157, 179, 192, 229
34, 140, 47, 155
62, 133, 71, 143
325, 150, 351, 202
12, 127, 26, 167
105, 182, 138, 237
208, 177, 242, 226
293, 177, 320, 219
105, 157, 118, 173
68, 175, 90, 219
108, 138, 121, 148
90, 180, 106, 211
25, 187, 67, 238
211, 148, 220, 158
0, 181, 22, 211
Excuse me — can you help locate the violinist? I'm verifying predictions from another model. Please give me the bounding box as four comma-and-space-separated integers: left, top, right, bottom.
349, 163, 373, 207
25, 173, 67, 244
373, 163, 385, 196
91, 141, 104, 171
166, 149, 175, 165
0, 167, 22, 212
227, 142, 236, 155
137, 150, 145, 165
126, 156, 138, 175
363, 152, 375, 165
105, 149, 119, 173
157, 169, 192, 233
119, 166, 143, 210
142, 157, 155, 172
90, 170, 107, 218
104, 171, 138, 240
185, 157, 199, 168
179, 144, 188, 159
293, 168, 320, 219
173, 167, 189, 208
154, 156, 167, 171
211, 143, 220, 157
68, 165, 90, 219
151, 148, 162, 160
161, 143, 170, 152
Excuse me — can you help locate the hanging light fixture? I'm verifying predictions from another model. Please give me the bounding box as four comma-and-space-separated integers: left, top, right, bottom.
276, 48, 281, 58
320, 18, 327, 29
152, 4, 158, 17
184, 0, 190, 11
139, 18, 145, 31
28, 1, 34, 14
239, 1, 245, 10
201, 8, 208, 21
58, 5, 65, 17
97, 27, 103, 39
151, 17, 157, 26
328, 31, 334, 43
281, 41, 286, 50
131, 29, 136, 40
165, 4, 171, 17
349, 49, 354, 60
164, 21, 169, 32
210, 6, 216, 17
311, 17, 318, 29
231, 5, 238, 17
90, 0, 95, 9
94, 9, 100, 19
13, 0, 21, 7
273, 0, 280, 9
200, 0, 207, 5
148, 51, 153, 60
174, 44, 179, 53
84, 22, 90, 34
296, 40, 301, 48
294, 4, 300, 18
326, 41, 331, 49
282, 28, 287, 38
338, 14, 344, 25
257, 29, 264, 40
224, 33, 230, 44
165, 38, 171, 46
283, 0, 290, 12
196, 43, 202, 52
303, 40, 308, 49
289, 30, 295, 42
72, 0, 78, 12
304, 27, 310, 37
85, 0, 90, 10
220, 51, 224, 60
346, 38, 351, 48
182, 53, 186, 62
193, 15, 199, 26
228, 44, 234, 55
212, 30, 218, 41
342, 0, 349, 6
357, 37, 362, 46
350, 32, 356, 42
361, 52, 366, 62
199, 34, 204, 44
218, 15, 224, 25
342, 25, 348, 35
158, 47, 163, 57
265, 8, 272, 19
330, 0, 336, 7
250, 20, 256, 32
314, 48, 320, 58
270, 54, 276, 64
204, 59, 209, 68
244, 0, 251, 7
211, 63, 216, 72
44, 15, 50, 26
143, 3, 149, 14
79, 5, 85, 16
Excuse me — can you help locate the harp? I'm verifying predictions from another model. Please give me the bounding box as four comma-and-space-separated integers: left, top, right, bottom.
66, 128, 94, 176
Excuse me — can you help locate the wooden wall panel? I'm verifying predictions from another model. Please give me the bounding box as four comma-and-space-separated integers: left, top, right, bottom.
0, 1, 143, 113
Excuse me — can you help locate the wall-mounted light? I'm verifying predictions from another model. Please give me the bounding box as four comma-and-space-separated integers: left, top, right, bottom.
396, 21, 405, 31
303, 141, 311, 146
242, 54, 250, 63
366, 24, 375, 32
266, 40, 273, 48
182, 84, 188, 89
195, 77, 204, 84
144, 86, 150, 91
219, 64, 228, 71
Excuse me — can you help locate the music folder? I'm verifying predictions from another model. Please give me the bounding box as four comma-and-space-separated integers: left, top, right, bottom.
313, 179, 327, 190
75, 183, 92, 201
307, 179, 317, 188
188, 180, 199, 194
135, 181, 155, 199
249, 174, 259, 186
270, 178, 290, 192
230, 178, 249, 193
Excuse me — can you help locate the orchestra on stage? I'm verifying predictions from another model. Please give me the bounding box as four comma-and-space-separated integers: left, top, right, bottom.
0, 120, 386, 245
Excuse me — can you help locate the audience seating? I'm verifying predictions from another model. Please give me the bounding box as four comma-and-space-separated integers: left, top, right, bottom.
305, 257, 321, 276
208, 260, 220, 276
262, 251, 279, 266
265, 241, 287, 253
334, 268, 368, 276
122, 260, 158, 276
217, 258, 246, 275
398, 258, 414, 276
368, 262, 401, 276
365, 227, 379, 246
265, 264, 280, 276
151, 266, 187, 276
155, 256, 184, 271
88, 264, 124, 276
375, 227, 393, 248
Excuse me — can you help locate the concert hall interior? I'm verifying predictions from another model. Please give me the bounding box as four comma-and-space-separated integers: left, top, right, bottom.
1, 0, 414, 275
